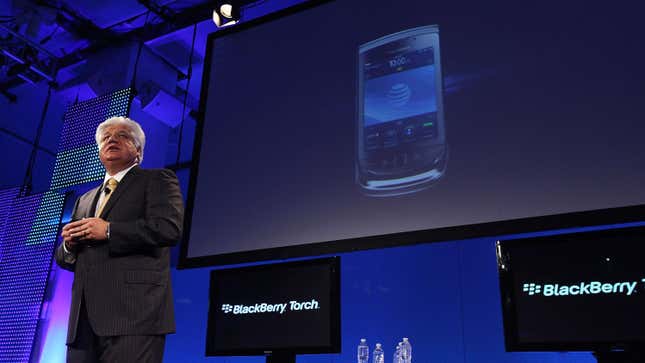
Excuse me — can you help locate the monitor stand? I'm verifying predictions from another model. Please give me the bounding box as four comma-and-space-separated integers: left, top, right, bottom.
593, 350, 645, 363
265, 352, 296, 363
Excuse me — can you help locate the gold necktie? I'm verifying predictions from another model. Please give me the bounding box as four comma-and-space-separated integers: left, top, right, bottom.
95, 178, 118, 217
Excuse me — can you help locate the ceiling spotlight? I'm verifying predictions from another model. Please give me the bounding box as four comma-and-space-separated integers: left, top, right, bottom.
212, 2, 241, 28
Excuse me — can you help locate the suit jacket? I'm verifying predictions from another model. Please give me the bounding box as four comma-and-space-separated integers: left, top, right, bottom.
55, 166, 184, 344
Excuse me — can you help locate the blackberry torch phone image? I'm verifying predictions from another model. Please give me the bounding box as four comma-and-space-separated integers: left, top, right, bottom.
357, 25, 447, 196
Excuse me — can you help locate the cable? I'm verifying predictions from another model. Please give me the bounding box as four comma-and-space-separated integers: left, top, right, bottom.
21, 83, 53, 196
175, 22, 197, 167
129, 11, 151, 92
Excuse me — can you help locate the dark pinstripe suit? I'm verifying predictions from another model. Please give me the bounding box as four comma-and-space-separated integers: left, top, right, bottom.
55, 166, 184, 358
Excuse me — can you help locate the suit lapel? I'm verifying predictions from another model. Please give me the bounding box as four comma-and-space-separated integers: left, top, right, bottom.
85, 185, 102, 218
99, 166, 140, 219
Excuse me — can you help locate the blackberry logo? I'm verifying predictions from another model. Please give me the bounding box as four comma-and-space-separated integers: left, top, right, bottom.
523, 283, 542, 295
220, 299, 320, 315
521, 279, 644, 297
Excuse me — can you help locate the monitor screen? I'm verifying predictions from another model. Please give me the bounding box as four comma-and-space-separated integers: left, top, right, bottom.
181, 0, 645, 267
206, 257, 341, 356
496, 226, 645, 351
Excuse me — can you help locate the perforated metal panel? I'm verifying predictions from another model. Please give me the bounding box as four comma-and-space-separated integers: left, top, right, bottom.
50, 88, 132, 190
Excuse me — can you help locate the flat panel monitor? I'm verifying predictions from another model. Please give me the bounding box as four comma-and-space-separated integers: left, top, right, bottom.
181, 0, 645, 267
206, 257, 341, 362
496, 226, 645, 352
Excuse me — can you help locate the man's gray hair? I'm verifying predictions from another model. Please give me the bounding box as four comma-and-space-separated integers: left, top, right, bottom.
95, 116, 146, 163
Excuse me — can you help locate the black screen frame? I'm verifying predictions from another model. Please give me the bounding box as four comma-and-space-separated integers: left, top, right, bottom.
496, 226, 645, 352
178, 0, 645, 269
205, 256, 341, 357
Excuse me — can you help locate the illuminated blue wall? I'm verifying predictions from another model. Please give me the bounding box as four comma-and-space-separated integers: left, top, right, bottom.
0, 189, 65, 363
167, 226, 645, 363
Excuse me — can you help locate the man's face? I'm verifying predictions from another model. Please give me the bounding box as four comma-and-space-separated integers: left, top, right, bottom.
98, 124, 140, 170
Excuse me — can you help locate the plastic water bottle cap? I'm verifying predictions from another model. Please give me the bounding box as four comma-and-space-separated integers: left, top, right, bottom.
360, 338, 366, 343
403, 337, 409, 341
376, 343, 381, 348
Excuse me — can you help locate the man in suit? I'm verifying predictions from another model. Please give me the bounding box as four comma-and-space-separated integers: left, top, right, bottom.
55, 116, 184, 362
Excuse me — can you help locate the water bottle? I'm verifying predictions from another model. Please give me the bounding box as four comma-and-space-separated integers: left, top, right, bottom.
373, 343, 384, 363
401, 337, 412, 363
393, 342, 402, 363
358, 338, 369, 363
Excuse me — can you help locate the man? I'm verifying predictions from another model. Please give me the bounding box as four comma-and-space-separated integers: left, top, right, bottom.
55, 116, 184, 362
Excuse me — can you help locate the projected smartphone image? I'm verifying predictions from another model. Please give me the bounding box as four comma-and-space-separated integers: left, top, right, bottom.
357, 25, 447, 197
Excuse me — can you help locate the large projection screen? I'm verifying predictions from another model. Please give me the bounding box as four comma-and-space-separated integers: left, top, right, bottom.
180, 0, 645, 268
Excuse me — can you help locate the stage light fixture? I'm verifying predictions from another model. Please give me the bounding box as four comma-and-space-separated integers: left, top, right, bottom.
212, 2, 241, 28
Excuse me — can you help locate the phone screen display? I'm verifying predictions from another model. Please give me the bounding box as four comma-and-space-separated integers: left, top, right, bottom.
357, 27, 446, 195
363, 43, 438, 139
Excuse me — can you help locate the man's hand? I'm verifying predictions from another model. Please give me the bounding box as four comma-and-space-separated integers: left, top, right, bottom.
62, 218, 110, 248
